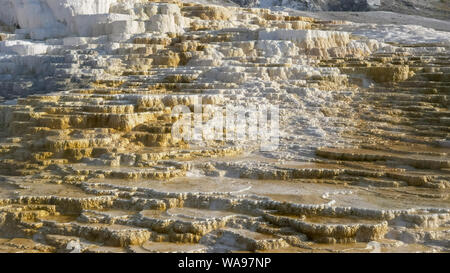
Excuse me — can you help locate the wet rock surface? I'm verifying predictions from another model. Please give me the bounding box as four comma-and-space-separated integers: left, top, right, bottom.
0, 0, 449, 253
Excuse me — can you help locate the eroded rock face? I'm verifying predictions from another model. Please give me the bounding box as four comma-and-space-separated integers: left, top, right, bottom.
0, 0, 448, 253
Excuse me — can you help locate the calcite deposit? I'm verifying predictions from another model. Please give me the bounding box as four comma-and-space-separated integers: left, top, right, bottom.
0, 0, 449, 253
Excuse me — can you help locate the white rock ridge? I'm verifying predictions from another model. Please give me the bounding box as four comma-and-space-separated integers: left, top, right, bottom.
0, 0, 125, 39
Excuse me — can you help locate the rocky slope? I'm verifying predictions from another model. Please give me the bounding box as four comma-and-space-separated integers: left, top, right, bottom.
230, 0, 380, 11
230, 0, 450, 20
0, 0, 449, 253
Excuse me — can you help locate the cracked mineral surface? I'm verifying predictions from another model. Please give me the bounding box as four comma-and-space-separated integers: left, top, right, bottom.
0, 0, 449, 253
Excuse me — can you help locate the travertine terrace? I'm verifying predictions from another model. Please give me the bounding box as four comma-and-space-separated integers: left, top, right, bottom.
0, 0, 449, 253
